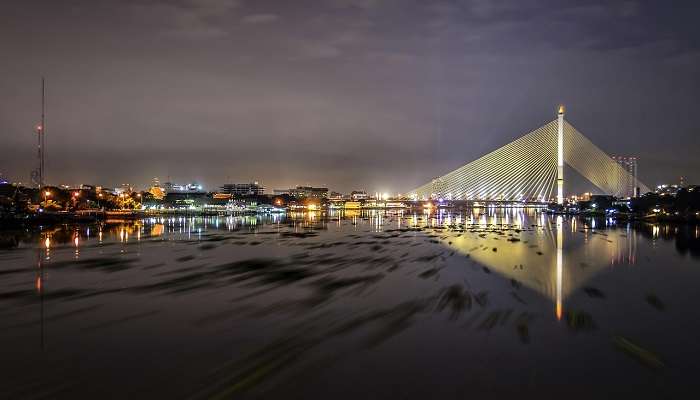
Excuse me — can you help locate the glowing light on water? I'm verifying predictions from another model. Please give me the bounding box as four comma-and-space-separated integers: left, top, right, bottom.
556, 216, 563, 321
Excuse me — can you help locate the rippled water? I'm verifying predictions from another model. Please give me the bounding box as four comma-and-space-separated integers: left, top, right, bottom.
1, 209, 700, 398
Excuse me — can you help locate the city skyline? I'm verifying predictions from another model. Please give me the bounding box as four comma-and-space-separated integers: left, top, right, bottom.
2, 1, 700, 192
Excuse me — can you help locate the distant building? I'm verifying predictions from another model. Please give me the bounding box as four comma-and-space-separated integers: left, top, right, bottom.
164, 182, 204, 193
220, 182, 265, 196
351, 191, 369, 201
612, 156, 638, 198
289, 186, 328, 199
328, 191, 344, 201
162, 192, 209, 208
655, 184, 681, 197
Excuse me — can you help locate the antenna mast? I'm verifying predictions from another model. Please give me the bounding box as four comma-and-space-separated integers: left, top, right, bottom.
40, 77, 45, 187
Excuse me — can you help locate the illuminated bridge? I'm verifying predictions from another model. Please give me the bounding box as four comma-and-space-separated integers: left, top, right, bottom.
410, 107, 650, 203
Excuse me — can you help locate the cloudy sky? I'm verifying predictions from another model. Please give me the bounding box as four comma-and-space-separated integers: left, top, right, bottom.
1, 0, 699, 193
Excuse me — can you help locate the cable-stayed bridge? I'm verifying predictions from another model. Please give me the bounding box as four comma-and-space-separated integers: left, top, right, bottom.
410, 107, 650, 202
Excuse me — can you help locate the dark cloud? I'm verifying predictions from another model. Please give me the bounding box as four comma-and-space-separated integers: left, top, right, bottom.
1, 0, 699, 192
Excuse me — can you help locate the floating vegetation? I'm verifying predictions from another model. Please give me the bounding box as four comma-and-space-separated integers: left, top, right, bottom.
474, 291, 489, 307
645, 294, 665, 311
419, 268, 439, 279
437, 284, 471, 319
613, 336, 665, 370
510, 291, 527, 305
565, 310, 596, 332
583, 287, 606, 298
515, 312, 535, 344
478, 311, 502, 331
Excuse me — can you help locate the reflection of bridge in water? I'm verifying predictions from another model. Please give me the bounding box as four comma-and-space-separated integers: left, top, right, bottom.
411, 107, 650, 202
408, 208, 639, 319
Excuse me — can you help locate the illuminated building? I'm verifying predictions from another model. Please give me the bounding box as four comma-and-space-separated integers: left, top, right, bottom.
612, 156, 639, 198
220, 182, 265, 196
164, 182, 204, 193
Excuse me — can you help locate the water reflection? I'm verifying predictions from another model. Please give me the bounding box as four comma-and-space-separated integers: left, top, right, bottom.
1, 209, 700, 397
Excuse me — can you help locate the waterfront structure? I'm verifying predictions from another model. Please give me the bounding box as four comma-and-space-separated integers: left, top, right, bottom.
220, 182, 265, 196
612, 156, 639, 198
410, 107, 650, 202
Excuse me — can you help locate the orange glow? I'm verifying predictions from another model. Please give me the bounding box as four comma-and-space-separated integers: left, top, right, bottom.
36, 276, 42, 291
44, 237, 50, 249
44, 191, 51, 197
556, 302, 562, 321
74, 236, 79, 247
73, 192, 80, 197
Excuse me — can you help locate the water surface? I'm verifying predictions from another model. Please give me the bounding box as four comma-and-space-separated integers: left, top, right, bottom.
1, 209, 699, 398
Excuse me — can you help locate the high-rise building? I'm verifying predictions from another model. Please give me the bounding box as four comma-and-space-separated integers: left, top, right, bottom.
612, 156, 638, 198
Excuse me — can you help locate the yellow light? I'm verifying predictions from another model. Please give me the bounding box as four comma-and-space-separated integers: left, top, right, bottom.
74, 236, 79, 247
44, 237, 50, 249
45, 191, 51, 197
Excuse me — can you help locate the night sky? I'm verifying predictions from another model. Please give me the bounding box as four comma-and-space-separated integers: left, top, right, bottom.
2, 0, 699, 193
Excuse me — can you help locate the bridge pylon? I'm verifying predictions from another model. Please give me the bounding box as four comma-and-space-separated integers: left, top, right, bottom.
557, 105, 565, 204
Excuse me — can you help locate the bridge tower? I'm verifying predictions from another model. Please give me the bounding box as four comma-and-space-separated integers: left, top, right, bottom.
557, 105, 565, 204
